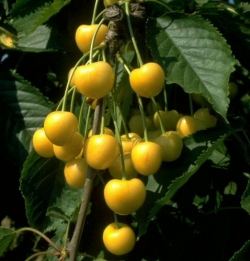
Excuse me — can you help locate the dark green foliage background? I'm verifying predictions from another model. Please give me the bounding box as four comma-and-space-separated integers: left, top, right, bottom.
0, 0, 250, 260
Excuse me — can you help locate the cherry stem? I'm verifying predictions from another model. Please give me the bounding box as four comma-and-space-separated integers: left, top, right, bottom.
188, 94, 194, 116
109, 99, 127, 180
89, 18, 105, 64
114, 54, 134, 140
116, 54, 133, 75
83, 104, 92, 139
77, 252, 100, 259
116, 52, 134, 69
16, 227, 60, 252
25, 251, 59, 261
50, 47, 102, 112
56, 87, 74, 111
61, 53, 89, 111
63, 221, 71, 249
163, 86, 168, 111
94, 9, 107, 22
78, 96, 86, 136
85, 48, 102, 65
116, 54, 148, 141
114, 212, 120, 230
102, 47, 107, 62
100, 97, 106, 134
151, 97, 166, 135
70, 87, 77, 113
91, 0, 100, 25
69, 99, 103, 261
137, 94, 149, 141
116, 102, 130, 140
125, 1, 143, 67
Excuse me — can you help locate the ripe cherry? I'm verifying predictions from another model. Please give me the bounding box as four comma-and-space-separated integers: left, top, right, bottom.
83, 134, 120, 170
104, 178, 146, 215
44, 111, 78, 146
131, 141, 162, 176
129, 63, 165, 98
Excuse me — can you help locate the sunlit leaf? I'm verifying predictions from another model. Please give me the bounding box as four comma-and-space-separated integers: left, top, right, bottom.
146, 15, 236, 119
11, 0, 71, 36
17, 25, 52, 50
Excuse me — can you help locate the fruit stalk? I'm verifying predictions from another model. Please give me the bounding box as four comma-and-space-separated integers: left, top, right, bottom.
16, 227, 60, 252
69, 99, 103, 261
89, 18, 105, 63
125, 1, 143, 67
189, 93, 194, 116
24, 251, 59, 261
91, 0, 100, 25
137, 94, 149, 141
114, 212, 120, 230
109, 100, 126, 179
151, 97, 166, 135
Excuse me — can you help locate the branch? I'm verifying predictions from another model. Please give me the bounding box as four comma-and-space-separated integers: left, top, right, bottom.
69, 99, 103, 261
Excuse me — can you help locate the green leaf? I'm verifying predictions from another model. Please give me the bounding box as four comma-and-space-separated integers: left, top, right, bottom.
17, 25, 53, 50
20, 151, 62, 229
0, 71, 52, 168
138, 127, 232, 236
11, 0, 71, 37
43, 219, 69, 261
146, 15, 236, 119
208, 141, 230, 167
241, 178, 250, 214
46, 181, 83, 224
224, 181, 237, 195
229, 240, 250, 261
20, 150, 83, 231
237, 2, 250, 13
46, 207, 71, 222
0, 227, 16, 257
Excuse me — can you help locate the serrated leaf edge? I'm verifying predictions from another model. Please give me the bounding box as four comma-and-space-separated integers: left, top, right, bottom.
10, 70, 53, 107
139, 130, 232, 237
229, 239, 250, 261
